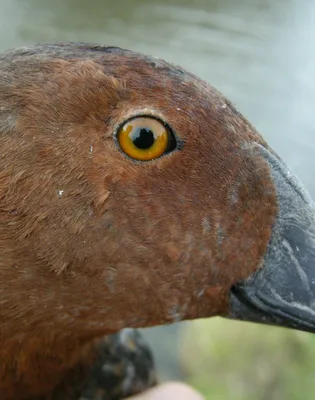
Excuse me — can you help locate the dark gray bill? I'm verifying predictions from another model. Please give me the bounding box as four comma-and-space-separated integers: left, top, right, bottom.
229, 144, 315, 333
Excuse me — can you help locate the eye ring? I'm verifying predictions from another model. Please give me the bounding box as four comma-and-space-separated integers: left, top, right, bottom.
115, 116, 178, 161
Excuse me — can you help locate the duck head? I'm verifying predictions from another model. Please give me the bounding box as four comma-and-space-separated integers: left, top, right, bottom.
0, 42, 315, 346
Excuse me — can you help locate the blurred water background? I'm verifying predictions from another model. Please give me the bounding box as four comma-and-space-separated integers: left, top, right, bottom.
1, 0, 315, 398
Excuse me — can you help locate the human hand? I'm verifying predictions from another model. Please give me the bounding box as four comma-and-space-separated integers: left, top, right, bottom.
128, 382, 204, 400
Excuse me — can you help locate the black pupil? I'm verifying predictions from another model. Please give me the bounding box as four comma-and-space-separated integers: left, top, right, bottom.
132, 128, 155, 149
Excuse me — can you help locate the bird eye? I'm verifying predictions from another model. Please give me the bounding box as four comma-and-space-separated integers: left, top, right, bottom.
116, 116, 177, 161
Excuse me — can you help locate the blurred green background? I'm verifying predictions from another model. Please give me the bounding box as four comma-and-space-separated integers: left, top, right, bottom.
181, 318, 315, 400
1, 0, 315, 398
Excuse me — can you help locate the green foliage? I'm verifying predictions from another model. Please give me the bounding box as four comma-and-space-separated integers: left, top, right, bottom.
180, 318, 315, 400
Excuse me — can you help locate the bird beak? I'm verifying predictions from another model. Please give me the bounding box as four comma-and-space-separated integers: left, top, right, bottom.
229, 144, 315, 333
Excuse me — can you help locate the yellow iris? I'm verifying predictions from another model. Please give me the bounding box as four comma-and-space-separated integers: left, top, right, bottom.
117, 117, 170, 161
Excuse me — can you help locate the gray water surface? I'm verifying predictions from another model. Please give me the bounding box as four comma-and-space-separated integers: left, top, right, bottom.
1, 0, 315, 380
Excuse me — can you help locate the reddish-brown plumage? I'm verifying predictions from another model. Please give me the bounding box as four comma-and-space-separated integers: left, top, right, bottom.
0, 43, 277, 399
